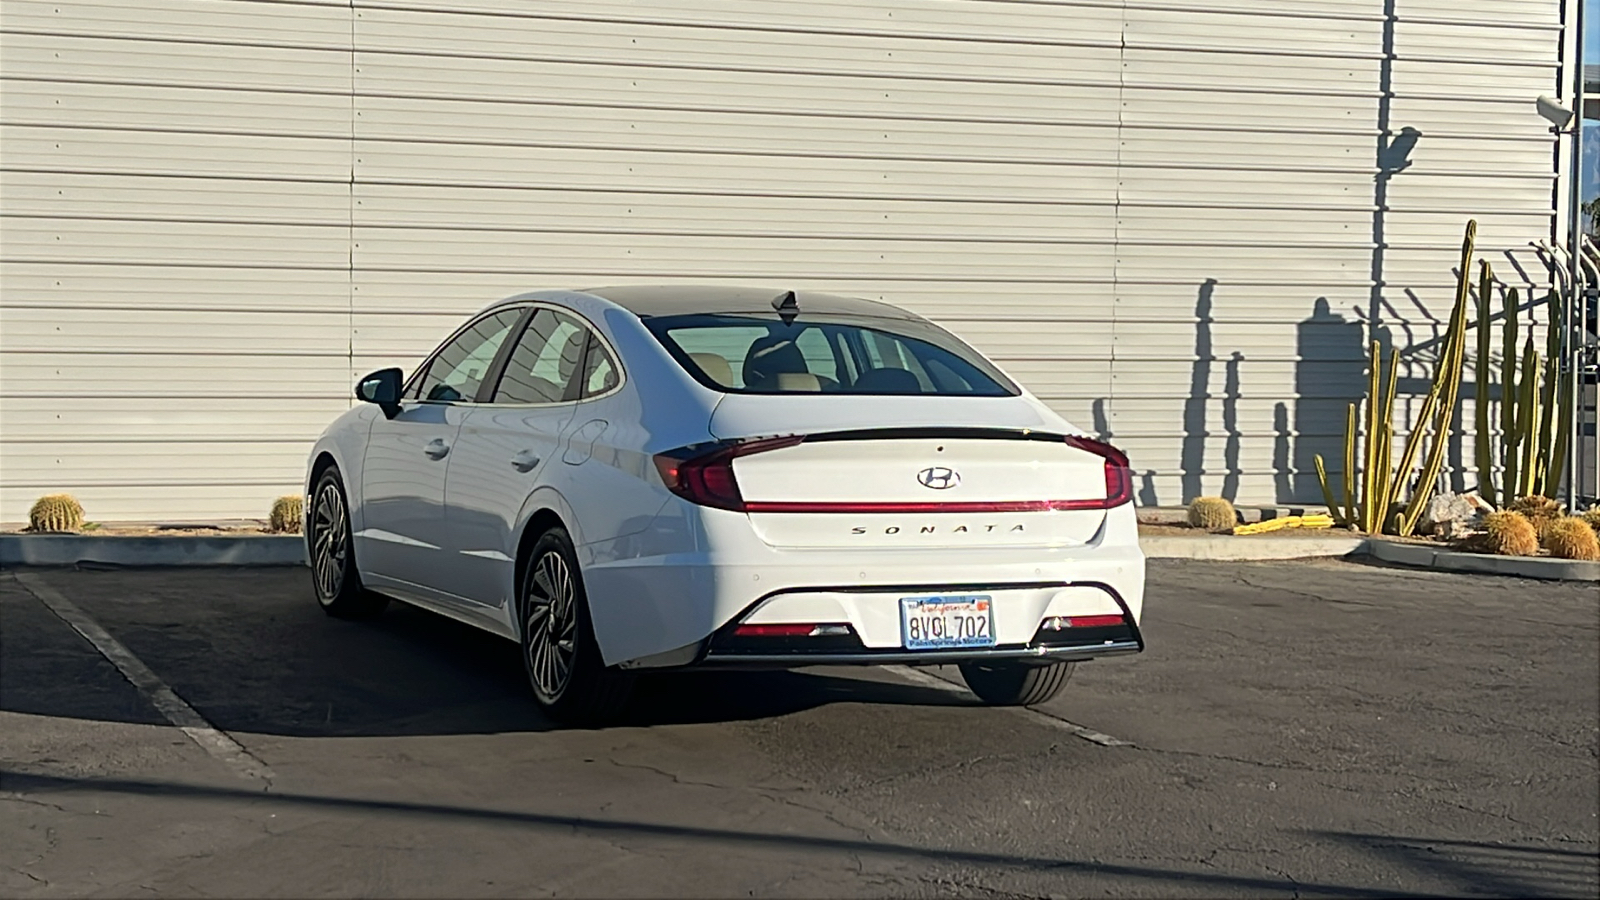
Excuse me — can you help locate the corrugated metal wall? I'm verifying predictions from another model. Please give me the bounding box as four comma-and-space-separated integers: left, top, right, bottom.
0, 0, 1566, 521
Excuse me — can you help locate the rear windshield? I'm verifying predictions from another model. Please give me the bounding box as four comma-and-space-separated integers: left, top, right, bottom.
643, 313, 1019, 396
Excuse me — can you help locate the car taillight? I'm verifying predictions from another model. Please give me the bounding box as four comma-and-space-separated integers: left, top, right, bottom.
653, 435, 805, 511
1063, 435, 1133, 510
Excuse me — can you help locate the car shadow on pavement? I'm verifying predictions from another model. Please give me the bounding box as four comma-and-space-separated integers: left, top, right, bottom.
0, 769, 1491, 900
2, 568, 973, 738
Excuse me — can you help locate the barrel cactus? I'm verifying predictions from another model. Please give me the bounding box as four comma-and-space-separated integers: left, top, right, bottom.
1582, 505, 1600, 532
269, 494, 304, 534
28, 494, 84, 532
1507, 495, 1564, 539
1477, 510, 1539, 557
1541, 516, 1600, 561
1187, 496, 1237, 532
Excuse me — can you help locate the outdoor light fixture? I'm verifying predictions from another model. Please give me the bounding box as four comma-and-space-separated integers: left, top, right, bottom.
1537, 94, 1575, 131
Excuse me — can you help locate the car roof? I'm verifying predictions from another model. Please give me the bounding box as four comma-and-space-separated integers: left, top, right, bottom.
576, 284, 922, 321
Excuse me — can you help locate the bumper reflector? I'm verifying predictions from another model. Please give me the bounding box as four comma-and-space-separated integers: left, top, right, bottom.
733, 623, 853, 638
1040, 614, 1126, 631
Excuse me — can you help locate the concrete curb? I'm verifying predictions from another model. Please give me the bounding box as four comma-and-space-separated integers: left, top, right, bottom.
0, 534, 307, 567
1365, 538, 1600, 582
1141, 535, 1367, 560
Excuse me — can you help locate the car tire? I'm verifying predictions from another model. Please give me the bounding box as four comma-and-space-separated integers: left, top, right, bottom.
308, 465, 388, 620
957, 660, 1074, 706
520, 527, 633, 725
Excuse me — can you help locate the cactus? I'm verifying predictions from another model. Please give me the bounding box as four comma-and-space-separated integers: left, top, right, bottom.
1507, 494, 1564, 539
1474, 261, 1495, 503
1500, 288, 1520, 503
269, 495, 304, 534
1579, 505, 1600, 532
1477, 284, 1572, 508
1541, 516, 1600, 561
1396, 220, 1475, 537
1187, 496, 1237, 532
1315, 220, 1475, 536
28, 494, 84, 532
1477, 510, 1539, 556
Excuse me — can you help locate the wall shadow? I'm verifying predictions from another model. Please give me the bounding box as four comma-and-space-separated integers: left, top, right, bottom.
1180, 279, 1217, 502
1292, 298, 1367, 502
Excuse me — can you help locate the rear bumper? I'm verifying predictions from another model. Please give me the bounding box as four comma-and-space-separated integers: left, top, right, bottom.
583, 503, 1146, 668
699, 579, 1143, 668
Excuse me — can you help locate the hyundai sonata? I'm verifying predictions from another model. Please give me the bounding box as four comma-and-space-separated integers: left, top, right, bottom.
304, 286, 1145, 722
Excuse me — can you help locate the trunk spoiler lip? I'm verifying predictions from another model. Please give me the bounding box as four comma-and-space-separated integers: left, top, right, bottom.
752, 426, 1081, 444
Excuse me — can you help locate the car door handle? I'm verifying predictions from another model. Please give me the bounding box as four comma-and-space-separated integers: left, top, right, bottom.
510, 450, 541, 472
423, 438, 451, 460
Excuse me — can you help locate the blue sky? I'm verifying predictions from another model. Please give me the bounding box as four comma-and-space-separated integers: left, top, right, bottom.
1586, 0, 1599, 205
1588, 0, 1599, 59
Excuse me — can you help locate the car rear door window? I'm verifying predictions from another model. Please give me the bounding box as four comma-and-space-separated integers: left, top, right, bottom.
492, 309, 588, 404
413, 309, 524, 403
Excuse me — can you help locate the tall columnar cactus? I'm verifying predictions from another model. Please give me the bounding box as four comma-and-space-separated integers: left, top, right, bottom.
1474, 261, 1495, 502
1315, 220, 1475, 535
1475, 283, 1573, 506
28, 494, 84, 532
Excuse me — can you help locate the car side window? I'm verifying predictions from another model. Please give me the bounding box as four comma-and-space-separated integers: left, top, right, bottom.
414, 309, 524, 403
581, 333, 620, 398
493, 309, 588, 404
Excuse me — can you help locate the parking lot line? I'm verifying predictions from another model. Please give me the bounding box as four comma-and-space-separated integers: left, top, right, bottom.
11, 571, 275, 784
883, 664, 1133, 747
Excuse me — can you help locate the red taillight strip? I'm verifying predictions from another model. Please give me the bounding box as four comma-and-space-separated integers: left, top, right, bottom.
655, 432, 1134, 514
1069, 614, 1127, 628
742, 498, 1118, 514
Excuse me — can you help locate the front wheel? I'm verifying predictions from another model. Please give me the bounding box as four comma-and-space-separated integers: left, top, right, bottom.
958, 660, 1074, 706
520, 527, 633, 725
308, 465, 388, 620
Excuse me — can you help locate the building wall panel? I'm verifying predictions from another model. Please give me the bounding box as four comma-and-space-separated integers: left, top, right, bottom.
0, 0, 1565, 521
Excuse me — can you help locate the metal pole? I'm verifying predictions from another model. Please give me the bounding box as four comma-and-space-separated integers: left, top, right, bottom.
1566, 0, 1584, 506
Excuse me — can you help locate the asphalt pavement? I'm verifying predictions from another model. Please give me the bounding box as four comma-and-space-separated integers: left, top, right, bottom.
1, 559, 1596, 898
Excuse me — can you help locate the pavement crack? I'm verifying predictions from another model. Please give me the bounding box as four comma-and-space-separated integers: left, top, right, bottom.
602, 759, 726, 789
4, 866, 48, 887
1, 793, 74, 815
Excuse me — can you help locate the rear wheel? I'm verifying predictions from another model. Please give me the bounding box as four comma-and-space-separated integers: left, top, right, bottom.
958, 660, 1074, 706
309, 465, 388, 620
520, 527, 633, 725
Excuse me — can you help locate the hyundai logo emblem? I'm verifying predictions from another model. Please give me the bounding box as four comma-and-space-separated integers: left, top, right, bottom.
917, 466, 960, 490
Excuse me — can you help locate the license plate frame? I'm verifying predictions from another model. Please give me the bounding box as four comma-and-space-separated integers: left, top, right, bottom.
899, 594, 996, 650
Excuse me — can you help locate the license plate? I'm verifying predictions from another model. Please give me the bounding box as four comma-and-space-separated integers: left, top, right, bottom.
899, 595, 996, 650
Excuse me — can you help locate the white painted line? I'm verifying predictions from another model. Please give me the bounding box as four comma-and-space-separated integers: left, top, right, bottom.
884, 664, 1133, 748
12, 571, 275, 783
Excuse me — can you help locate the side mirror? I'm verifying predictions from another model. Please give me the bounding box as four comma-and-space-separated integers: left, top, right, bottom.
355, 368, 404, 418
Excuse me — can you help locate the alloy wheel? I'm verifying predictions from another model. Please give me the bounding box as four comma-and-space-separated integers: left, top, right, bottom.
311, 482, 347, 600
525, 550, 579, 701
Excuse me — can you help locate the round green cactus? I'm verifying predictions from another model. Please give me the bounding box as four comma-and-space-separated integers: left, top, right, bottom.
269, 494, 304, 534
1542, 516, 1600, 561
1479, 510, 1538, 557
28, 494, 84, 532
1186, 496, 1237, 533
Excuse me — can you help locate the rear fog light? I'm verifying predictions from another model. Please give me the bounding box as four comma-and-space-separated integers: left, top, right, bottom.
733, 623, 852, 637
1040, 614, 1125, 630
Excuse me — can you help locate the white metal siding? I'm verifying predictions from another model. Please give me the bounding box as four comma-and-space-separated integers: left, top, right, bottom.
0, 0, 1565, 521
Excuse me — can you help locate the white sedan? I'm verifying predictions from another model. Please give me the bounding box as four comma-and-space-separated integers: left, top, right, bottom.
304, 286, 1145, 722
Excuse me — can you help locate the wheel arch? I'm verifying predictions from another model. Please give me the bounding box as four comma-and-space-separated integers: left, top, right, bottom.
514, 507, 569, 608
